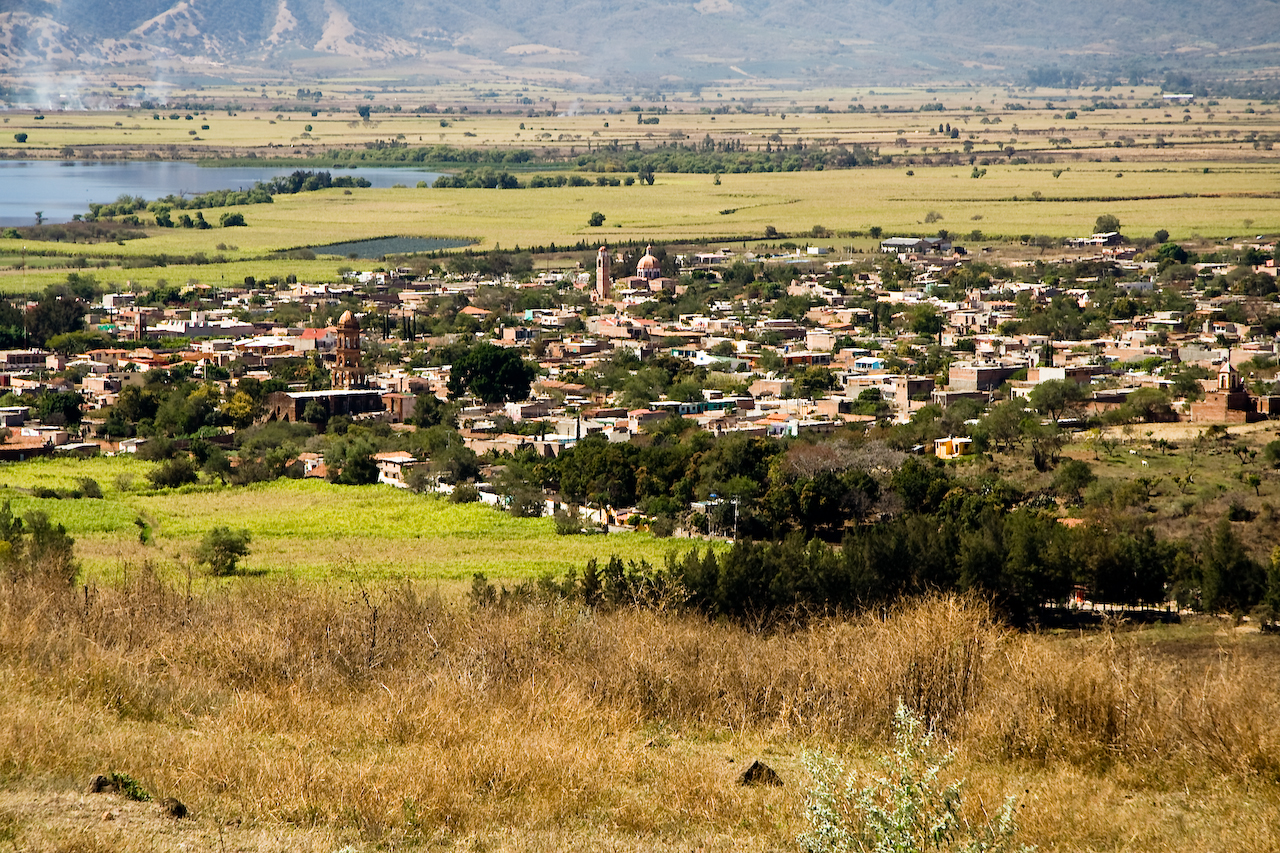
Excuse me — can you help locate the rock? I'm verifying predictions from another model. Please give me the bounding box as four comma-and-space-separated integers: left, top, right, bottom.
738, 759, 783, 787
87, 774, 116, 794
159, 797, 188, 819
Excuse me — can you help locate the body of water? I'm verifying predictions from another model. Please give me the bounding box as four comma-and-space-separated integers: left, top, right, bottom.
310, 237, 474, 258
0, 160, 444, 228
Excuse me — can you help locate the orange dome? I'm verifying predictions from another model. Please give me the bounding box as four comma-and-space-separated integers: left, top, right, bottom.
338, 310, 359, 328
636, 245, 659, 270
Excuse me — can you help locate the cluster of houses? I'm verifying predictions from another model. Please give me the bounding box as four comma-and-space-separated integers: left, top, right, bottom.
3, 236, 1279, 479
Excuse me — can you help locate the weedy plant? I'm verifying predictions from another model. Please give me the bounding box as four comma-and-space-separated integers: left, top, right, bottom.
800, 701, 1031, 853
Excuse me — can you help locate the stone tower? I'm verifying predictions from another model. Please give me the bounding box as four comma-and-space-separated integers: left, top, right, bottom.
332, 310, 364, 389
595, 245, 611, 301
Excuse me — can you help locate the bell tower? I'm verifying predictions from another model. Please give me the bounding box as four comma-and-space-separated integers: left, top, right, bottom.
333, 310, 364, 389
595, 245, 611, 301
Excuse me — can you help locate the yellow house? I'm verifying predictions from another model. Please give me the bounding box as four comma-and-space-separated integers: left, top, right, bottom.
934, 436, 974, 460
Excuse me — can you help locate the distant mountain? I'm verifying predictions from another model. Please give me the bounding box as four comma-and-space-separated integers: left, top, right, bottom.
2, 0, 1278, 87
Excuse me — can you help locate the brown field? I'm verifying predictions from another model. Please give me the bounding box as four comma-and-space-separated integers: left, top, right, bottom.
3, 573, 1280, 852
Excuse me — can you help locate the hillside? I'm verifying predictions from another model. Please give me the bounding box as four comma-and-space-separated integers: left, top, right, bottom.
2, 0, 1278, 85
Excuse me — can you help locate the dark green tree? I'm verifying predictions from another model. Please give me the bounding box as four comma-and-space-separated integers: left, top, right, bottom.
446, 343, 536, 404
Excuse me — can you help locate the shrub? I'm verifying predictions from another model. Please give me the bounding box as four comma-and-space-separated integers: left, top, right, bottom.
23, 510, 78, 585
77, 477, 103, 499
147, 456, 199, 489
135, 437, 177, 461
449, 483, 481, 504
799, 701, 1029, 853
195, 526, 252, 576
508, 488, 545, 518
108, 772, 151, 802
554, 508, 596, 535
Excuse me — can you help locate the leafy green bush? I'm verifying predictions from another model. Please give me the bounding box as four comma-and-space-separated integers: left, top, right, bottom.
799, 702, 1030, 853
108, 771, 151, 802
146, 456, 199, 489
195, 526, 252, 576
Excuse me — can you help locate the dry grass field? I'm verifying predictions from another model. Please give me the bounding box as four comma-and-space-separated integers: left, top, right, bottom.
3, 582, 1280, 853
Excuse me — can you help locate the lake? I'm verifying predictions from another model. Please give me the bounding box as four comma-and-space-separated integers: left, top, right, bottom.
0, 160, 444, 227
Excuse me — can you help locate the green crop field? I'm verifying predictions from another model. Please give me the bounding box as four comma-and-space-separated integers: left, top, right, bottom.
2, 160, 1277, 290
0, 457, 701, 583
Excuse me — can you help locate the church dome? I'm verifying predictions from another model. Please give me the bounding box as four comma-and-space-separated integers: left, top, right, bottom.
338, 310, 359, 328
636, 246, 659, 271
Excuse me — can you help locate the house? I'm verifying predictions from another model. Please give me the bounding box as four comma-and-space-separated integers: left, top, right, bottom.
934, 436, 974, 460
880, 236, 953, 255
374, 451, 418, 488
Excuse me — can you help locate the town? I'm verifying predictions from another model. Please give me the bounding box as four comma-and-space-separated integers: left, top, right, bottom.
3, 222, 1278, 535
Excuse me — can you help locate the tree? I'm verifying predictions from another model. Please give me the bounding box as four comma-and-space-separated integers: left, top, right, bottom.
356, 105, 371, 120
446, 343, 536, 404
1199, 519, 1262, 614
1053, 458, 1095, 500
587, 211, 606, 227
1154, 229, 1170, 243
1028, 378, 1086, 423
1094, 213, 1121, 234
195, 526, 252, 576
325, 435, 379, 485
219, 212, 246, 227
14, 133, 27, 143
26, 285, 87, 347
18, 510, 78, 584
146, 456, 200, 489
1125, 387, 1173, 422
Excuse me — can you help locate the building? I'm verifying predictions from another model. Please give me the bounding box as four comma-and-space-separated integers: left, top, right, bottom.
374, 451, 418, 488
935, 436, 974, 460
596, 245, 611, 301
621, 246, 677, 293
1189, 361, 1267, 423
263, 389, 385, 423
332, 310, 365, 389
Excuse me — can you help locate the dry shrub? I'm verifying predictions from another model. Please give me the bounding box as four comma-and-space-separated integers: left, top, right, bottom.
3, 567, 1280, 846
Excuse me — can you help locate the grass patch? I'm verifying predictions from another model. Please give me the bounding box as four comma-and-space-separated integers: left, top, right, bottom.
0, 457, 694, 581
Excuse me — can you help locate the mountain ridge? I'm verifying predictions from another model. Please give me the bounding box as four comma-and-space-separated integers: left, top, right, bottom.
2, 0, 1278, 85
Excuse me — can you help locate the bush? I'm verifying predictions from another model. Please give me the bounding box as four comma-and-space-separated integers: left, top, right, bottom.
508, 488, 545, 518
22, 510, 78, 585
799, 701, 1029, 853
146, 456, 199, 489
135, 437, 177, 461
554, 508, 597, 535
195, 526, 252, 576
449, 483, 480, 503
77, 477, 103, 499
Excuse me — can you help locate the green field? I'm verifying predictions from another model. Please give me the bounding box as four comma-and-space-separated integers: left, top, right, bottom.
1, 160, 1277, 293
0, 457, 698, 582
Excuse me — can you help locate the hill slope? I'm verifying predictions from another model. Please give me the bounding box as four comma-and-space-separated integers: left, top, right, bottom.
2, 0, 1278, 83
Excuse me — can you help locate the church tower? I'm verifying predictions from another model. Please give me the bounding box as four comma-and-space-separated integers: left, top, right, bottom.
595, 245, 611, 301
332, 310, 365, 389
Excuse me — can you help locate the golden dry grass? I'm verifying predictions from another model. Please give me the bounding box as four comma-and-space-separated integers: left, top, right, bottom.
3, 572, 1280, 852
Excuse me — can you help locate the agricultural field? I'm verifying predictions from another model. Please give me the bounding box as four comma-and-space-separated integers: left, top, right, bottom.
1, 159, 1278, 296
4, 82, 1279, 163
0, 456, 693, 583
2, 82, 1277, 293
